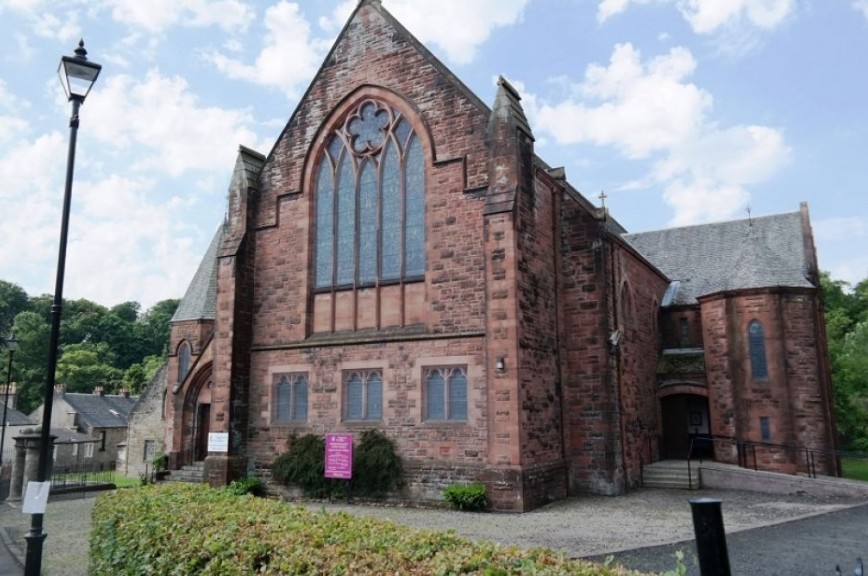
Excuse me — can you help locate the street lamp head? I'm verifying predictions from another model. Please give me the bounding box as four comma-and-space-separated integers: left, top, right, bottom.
58, 39, 101, 102
4, 334, 17, 352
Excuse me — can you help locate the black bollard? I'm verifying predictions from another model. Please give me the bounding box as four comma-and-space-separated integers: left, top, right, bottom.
689, 497, 731, 576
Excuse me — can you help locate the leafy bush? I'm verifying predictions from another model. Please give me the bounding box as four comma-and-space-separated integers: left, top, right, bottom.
271, 431, 404, 499
223, 476, 264, 497
90, 483, 643, 575
270, 434, 334, 498
151, 453, 168, 471
352, 429, 403, 498
443, 482, 489, 511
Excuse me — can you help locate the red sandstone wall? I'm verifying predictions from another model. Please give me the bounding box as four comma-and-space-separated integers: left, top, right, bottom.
700, 289, 835, 474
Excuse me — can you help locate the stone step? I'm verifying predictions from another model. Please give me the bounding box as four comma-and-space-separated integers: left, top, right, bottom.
642, 460, 699, 490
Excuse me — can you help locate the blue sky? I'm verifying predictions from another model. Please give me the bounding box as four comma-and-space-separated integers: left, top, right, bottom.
0, 0, 866, 310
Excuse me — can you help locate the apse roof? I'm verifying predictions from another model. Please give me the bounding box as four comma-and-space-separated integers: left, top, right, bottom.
623, 211, 814, 305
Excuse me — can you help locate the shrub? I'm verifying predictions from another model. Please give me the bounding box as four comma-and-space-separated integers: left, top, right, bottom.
151, 453, 168, 471
352, 429, 403, 498
90, 483, 643, 575
270, 434, 334, 498
223, 476, 265, 497
444, 483, 488, 511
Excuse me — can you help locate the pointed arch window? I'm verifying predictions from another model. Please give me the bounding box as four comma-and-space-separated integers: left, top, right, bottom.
177, 341, 191, 384
748, 320, 768, 379
315, 99, 426, 289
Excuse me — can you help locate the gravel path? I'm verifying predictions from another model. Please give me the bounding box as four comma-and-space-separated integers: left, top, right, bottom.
0, 487, 863, 575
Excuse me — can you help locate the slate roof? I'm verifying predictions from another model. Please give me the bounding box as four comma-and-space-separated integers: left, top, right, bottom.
171, 223, 225, 322
51, 427, 97, 444
61, 393, 138, 429
623, 211, 814, 305
0, 403, 35, 426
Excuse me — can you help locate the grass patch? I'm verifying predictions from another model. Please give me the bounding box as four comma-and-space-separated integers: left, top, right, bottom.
113, 475, 143, 488
841, 457, 868, 481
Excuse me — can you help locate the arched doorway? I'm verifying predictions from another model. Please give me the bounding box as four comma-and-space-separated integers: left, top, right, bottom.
181, 364, 212, 465
660, 392, 712, 460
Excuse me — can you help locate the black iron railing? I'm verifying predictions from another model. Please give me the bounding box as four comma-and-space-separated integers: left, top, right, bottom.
50, 461, 115, 491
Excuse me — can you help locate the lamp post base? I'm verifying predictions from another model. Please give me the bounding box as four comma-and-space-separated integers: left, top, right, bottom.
23, 523, 47, 576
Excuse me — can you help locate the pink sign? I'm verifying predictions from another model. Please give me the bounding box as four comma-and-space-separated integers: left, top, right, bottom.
325, 433, 353, 479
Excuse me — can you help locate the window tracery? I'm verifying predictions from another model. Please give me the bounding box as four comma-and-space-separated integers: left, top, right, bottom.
315, 99, 426, 290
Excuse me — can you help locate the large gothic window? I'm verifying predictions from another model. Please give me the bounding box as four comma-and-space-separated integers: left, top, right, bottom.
748, 320, 768, 379
315, 99, 425, 289
177, 341, 191, 384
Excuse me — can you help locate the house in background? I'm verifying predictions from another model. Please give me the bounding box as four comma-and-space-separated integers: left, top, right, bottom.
51, 428, 99, 469
0, 401, 35, 465
120, 364, 168, 479
163, 0, 837, 511
30, 387, 137, 469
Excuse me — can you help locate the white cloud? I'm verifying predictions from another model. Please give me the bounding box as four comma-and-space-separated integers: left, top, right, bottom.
522, 43, 790, 225
31, 10, 81, 42
104, 0, 255, 33
854, 0, 868, 21
322, 0, 532, 65
85, 69, 266, 176
535, 44, 709, 159
207, 1, 324, 99
597, 0, 794, 33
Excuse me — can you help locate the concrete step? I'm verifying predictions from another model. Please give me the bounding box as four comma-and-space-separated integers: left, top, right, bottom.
642, 460, 699, 490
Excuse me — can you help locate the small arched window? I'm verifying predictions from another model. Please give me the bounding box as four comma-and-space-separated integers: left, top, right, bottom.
314, 99, 425, 289
748, 321, 768, 379
177, 341, 191, 384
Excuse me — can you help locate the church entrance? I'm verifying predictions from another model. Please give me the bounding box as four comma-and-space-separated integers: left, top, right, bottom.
661, 393, 712, 460
194, 403, 211, 461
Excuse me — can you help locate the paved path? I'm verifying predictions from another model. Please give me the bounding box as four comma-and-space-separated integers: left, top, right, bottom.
593, 502, 868, 575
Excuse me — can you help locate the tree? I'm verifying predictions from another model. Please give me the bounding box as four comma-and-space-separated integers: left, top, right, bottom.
9, 311, 51, 414
0, 280, 30, 336
123, 354, 165, 394
56, 341, 123, 394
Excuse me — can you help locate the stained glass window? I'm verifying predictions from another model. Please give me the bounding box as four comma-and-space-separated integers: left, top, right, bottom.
424, 366, 468, 422
748, 320, 768, 379
343, 370, 382, 421
314, 99, 426, 289
274, 373, 308, 423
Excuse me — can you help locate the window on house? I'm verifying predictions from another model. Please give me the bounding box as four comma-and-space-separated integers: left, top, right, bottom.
144, 440, 156, 462
315, 99, 425, 289
424, 366, 468, 422
679, 318, 689, 347
71, 443, 79, 456
99, 430, 106, 451
760, 416, 771, 442
343, 369, 383, 421
85, 443, 94, 458
178, 341, 191, 384
274, 373, 309, 423
748, 320, 768, 379
53, 444, 58, 461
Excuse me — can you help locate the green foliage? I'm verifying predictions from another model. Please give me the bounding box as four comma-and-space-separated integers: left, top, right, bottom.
352, 429, 404, 497
271, 431, 405, 500
89, 483, 641, 575
270, 434, 331, 498
0, 277, 180, 413
822, 272, 868, 450
659, 550, 689, 576
223, 477, 265, 497
841, 457, 868, 481
443, 483, 489, 511
152, 453, 168, 471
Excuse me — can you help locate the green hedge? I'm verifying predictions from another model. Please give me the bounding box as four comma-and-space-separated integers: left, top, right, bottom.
90, 483, 644, 575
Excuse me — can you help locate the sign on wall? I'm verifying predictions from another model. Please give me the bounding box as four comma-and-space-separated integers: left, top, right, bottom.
325, 433, 353, 479
208, 432, 229, 453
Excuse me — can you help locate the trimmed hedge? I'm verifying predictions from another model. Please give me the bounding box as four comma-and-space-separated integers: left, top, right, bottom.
90, 483, 645, 575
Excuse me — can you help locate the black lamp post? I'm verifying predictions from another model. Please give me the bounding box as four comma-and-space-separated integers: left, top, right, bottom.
23, 40, 101, 576
0, 334, 19, 471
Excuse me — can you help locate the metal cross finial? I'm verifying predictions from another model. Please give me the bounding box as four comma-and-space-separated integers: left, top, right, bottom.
598, 190, 607, 208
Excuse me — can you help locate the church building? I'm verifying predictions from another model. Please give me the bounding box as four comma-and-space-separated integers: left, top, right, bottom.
163, 0, 837, 511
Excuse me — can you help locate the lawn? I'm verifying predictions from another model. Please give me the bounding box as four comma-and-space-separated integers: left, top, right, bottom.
841, 457, 868, 481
